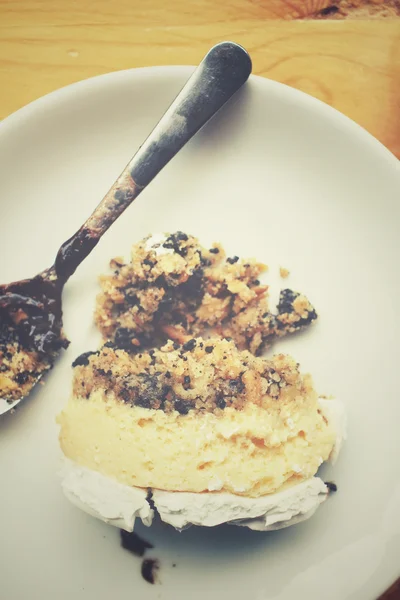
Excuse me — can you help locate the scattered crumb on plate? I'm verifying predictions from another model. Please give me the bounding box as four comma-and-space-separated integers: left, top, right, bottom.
141, 558, 159, 584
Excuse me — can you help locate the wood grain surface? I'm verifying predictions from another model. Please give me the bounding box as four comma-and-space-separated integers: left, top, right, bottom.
0, 1, 399, 598
1, 1, 400, 157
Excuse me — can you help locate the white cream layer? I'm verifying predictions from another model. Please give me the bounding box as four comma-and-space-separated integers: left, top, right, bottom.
61, 459, 329, 532
61, 460, 153, 531
152, 477, 329, 530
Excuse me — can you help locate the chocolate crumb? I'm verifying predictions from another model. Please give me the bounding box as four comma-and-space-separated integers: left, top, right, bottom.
325, 481, 338, 492
72, 350, 99, 368
146, 488, 156, 512
120, 530, 154, 557
216, 396, 226, 409
209, 247, 219, 254
103, 341, 116, 349
182, 338, 196, 352
141, 558, 159, 584
174, 399, 192, 415
15, 371, 29, 385
227, 256, 239, 264
205, 345, 214, 353
163, 232, 189, 257
114, 327, 137, 351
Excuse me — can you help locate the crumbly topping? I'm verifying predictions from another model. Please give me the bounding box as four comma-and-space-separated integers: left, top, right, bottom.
72, 337, 313, 415
0, 313, 52, 401
95, 232, 317, 356
279, 267, 290, 279
275, 289, 317, 334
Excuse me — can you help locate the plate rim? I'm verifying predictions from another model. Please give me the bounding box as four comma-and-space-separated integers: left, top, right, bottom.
1, 63, 399, 600
1, 65, 399, 177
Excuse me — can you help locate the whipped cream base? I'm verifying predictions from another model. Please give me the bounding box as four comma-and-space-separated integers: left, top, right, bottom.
61, 460, 329, 532
152, 477, 329, 531
61, 461, 153, 530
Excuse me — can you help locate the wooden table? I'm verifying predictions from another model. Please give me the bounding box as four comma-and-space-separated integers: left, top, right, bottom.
1, 0, 400, 158
0, 1, 399, 598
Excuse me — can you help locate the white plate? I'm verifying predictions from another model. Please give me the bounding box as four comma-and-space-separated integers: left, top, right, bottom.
0, 66, 399, 600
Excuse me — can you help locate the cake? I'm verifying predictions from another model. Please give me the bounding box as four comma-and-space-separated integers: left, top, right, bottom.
58, 338, 345, 531
58, 232, 344, 532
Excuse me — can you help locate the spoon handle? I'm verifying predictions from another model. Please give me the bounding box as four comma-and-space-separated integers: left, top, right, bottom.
54, 41, 251, 282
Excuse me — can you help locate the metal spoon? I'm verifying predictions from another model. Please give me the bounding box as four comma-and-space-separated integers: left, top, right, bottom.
0, 41, 252, 415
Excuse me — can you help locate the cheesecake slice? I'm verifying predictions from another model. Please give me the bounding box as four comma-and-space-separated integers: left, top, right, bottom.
58, 337, 345, 530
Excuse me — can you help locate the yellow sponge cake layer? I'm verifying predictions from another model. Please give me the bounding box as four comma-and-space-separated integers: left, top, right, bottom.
58, 339, 336, 498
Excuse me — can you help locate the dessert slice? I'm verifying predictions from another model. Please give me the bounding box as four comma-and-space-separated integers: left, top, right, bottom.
95, 233, 317, 356
58, 337, 345, 531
